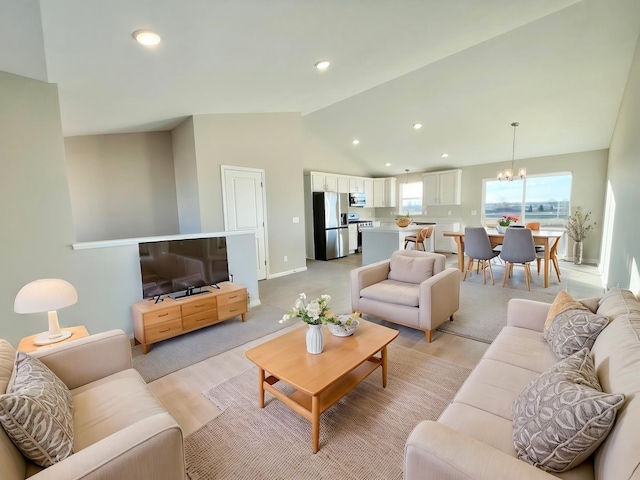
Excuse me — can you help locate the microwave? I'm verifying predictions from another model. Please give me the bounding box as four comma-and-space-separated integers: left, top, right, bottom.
349, 193, 366, 207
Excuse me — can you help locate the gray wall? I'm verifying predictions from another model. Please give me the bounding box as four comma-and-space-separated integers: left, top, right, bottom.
65, 132, 180, 241
603, 34, 640, 293
0, 71, 141, 346
171, 117, 202, 234
384, 150, 608, 263
190, 113, 307, 276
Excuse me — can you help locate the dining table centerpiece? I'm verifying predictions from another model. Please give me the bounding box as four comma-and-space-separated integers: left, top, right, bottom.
280, 293, 336, 354
497, 214, 520, 233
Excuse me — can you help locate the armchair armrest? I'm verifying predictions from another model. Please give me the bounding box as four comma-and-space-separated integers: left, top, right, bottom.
350, 260, 390, 311
418, 268, 460, 330
31, 413, 184, 480
405, 421, 555, 480
506, 299, 551, 332
31, 330, 132, 390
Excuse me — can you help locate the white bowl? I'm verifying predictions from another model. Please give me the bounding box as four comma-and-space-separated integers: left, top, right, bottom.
327, 319, 360, 337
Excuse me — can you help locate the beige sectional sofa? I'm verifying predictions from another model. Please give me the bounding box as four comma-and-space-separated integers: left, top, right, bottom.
405, 287, 640, 479
0, 330, 185, 480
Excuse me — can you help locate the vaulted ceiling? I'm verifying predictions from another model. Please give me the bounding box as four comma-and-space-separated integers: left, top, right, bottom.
2, 0, 639, 176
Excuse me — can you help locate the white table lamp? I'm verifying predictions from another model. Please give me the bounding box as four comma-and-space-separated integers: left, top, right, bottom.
14, 279, 78, 345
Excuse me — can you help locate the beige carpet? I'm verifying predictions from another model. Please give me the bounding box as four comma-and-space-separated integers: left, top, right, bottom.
435, 261, 565, 343
184, 343, 471, 480
132, 303, 292, 382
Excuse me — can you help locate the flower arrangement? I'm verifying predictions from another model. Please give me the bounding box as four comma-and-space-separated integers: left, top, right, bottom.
499, 214, 520, 227
566, 207, 595, 242
280, 293, 335, 325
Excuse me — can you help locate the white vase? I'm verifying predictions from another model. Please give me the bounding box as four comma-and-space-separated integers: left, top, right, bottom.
306, 324, 324, 354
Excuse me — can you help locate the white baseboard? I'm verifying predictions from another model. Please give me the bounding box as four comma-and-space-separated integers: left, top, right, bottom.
267, 266, 308, 279
249, 299, 261, 308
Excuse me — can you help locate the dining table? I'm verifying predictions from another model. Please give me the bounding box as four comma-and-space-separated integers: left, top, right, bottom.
443, 228, 564, 288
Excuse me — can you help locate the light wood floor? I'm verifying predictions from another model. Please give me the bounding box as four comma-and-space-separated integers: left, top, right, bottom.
148, 253, 603, 436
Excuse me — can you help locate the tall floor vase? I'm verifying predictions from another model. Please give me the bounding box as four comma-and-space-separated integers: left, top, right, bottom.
306, 324, 324, 354
573, 241, 583, 265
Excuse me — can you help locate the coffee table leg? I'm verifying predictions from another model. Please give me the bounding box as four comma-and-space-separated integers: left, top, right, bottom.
312, 395, 320, 453
258, 368, 265, 408
381, 346, 388, 388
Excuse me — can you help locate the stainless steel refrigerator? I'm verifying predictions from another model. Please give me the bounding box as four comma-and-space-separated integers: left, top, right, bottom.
313, 192, 349, 260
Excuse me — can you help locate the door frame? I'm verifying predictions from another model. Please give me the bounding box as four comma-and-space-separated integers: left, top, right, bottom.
220, 165, 270, 279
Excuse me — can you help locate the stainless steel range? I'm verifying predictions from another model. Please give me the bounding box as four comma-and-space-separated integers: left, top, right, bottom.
348, 214, 373, 253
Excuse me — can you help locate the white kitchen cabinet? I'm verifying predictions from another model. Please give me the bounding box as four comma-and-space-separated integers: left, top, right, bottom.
422, 169, 462, 206
337, 176, 350, 194
364, 179, 374, 208
311, 173, 338, 192
373, 178, 397, 207
348, 224, 358, 253
434, 222, 460, 253
349, 178, 365, 193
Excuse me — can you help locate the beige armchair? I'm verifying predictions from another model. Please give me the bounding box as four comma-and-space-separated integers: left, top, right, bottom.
0, 330, 185, 480
351, 250, 460, 342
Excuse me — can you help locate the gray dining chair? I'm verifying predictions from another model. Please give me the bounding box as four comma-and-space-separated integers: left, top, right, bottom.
500, 227, 537, 290
463, 227, 500, 284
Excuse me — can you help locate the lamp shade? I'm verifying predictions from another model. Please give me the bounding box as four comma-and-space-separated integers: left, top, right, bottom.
14, 279, 78, 314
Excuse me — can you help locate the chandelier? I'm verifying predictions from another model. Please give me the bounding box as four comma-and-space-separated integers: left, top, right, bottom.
497, 122, 526, 181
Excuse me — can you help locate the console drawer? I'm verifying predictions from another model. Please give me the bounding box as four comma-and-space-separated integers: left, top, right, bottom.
183, 309, 218, 331
143, 306, 181, 327
217, 289, 247, 307
181, 297, 217, 317
218, 300, 246, 320
145, 319, 182, 343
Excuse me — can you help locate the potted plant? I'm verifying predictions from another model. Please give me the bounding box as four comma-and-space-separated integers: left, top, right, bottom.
566, 207, 595, 264
497, 214, 519, 233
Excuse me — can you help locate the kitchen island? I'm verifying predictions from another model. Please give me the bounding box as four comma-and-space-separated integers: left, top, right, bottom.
361, 225, 423, 265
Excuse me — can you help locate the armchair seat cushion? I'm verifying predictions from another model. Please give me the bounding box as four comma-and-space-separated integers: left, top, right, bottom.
388, 255, 435, 283
360, 280, 419, 307
71, 369, 167, 451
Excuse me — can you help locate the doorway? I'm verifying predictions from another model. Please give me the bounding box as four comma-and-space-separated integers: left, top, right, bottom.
221, 166, 268, 280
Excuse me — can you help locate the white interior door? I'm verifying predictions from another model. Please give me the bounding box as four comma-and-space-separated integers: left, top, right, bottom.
222, 166, 267, 280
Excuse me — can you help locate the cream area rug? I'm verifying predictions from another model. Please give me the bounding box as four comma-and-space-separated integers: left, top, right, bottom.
184, 343, 471, 480
132, 303, 292, 383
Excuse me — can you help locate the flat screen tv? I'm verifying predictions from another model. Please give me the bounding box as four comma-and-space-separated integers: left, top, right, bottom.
138, 237, 229, 300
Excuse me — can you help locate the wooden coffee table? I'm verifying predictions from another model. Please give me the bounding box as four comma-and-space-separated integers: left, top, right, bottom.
245, 319, 398, 453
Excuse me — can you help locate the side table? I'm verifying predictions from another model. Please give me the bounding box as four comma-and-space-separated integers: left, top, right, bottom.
17, 326, 89, 353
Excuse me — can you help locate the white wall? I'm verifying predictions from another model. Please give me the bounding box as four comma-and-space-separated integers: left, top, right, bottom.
65, 132, 180, 241
603, 34, 640, 292
0, 0, 48, 81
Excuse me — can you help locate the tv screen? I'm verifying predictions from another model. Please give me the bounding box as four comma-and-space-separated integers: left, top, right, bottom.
138, 237, 229, 299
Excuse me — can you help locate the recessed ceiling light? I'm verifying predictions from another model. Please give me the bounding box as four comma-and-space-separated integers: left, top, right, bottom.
413, 123, 422, 129
315, 60, 330, 71
352, 139, 360, 145
133, 29, 161, 46
385, 163, 391, 167
441, 153, 449, 158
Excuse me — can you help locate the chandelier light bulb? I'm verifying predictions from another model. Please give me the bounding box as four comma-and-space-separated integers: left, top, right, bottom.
315, 60, 330, 71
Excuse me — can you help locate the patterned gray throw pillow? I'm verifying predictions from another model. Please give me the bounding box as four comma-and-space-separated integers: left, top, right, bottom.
542, 308, 609, 359
0, 351, 74, 467
512, 349, 625, 473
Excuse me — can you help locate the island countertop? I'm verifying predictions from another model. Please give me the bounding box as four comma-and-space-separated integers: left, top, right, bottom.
370, 225, 423, 233
361, 226, 425, 265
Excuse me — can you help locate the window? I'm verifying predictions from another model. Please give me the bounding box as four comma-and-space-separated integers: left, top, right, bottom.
400, 182, 423, 215
483, 173, 572, 226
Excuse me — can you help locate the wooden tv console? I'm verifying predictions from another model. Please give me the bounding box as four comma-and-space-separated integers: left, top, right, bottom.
132, 283, 248, 354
